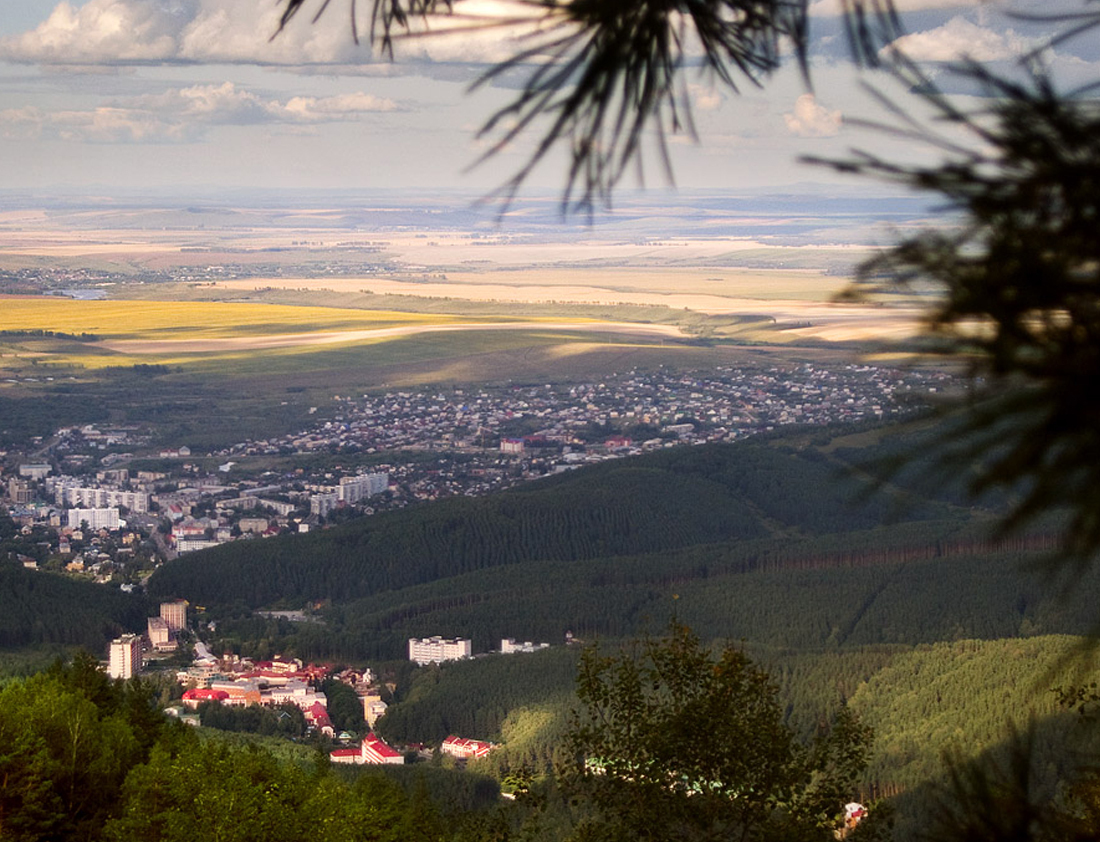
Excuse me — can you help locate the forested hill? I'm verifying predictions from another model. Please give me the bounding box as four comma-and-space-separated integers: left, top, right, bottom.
0, 560, 147, 650
148, 434, 962, 609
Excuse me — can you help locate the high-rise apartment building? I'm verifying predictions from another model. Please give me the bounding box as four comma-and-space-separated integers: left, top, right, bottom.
160, 600, 188, 632
108, 634, 143, 679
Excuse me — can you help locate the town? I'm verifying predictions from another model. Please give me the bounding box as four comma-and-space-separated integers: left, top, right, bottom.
2, 361, 950, 581
108, 602, 528, 768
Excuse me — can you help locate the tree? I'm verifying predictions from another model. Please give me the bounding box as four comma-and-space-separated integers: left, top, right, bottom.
810, 54, 1100, 568
275, 0, 896, 212
272, 0, 1100, 569
561, 624, 876, 842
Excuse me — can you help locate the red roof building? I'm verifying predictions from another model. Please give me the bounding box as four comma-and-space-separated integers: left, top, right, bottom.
361, 733, 404, 765
441, 735, 495, 759
181, 688, 230, 709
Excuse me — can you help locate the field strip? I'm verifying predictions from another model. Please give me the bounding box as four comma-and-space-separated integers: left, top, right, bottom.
98, 321, 688, 354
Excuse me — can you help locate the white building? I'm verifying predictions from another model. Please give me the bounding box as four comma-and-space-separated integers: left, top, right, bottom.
147, 616, 174, 650
408, 636, 472, 665
18, 463, 51, 480
310, 492, 339, 517
54, 481, 149, 513
67, 507, 120, 530
176, 537, 220, 554
108, 634, 143, 679
331, 733, 404, 766
501, 638, 551, 654
337, 472, 388, 504
160, 600, 188, 632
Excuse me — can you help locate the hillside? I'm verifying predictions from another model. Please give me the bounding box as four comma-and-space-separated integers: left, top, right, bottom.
148, 431, 963, 610
0, 560, 147, 651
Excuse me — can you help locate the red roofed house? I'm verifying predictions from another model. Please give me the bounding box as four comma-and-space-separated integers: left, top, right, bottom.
305, 701, 335, 738
329, 747, 362, 765
361, 733, 404, 765
330, 734, 404, 766
440, 735, 495, 760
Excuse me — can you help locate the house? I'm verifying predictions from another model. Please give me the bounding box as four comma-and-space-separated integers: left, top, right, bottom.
329, 747, 362, 765
306, 701, 335, 737
330, 733, 404, 765
361, 733, 404, 765
440, 735, 495, 760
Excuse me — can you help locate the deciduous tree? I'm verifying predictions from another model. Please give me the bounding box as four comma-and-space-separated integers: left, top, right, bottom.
561, 623, 876, 841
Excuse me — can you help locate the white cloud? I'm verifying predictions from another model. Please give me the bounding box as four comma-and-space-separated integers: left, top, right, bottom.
783, 93, 842, 137
1, 0, 544, 68
4, 0, 200, 64
689, 84, 724, 112
881, 17, 1042, 62
1, 81, 401, 142
277, 91, 399, 121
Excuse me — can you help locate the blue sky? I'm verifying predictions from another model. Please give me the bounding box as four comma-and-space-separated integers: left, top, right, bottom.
0, 0, 1093, 197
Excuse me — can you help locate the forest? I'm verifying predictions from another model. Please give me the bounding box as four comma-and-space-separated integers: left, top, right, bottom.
6, 417, 1100, 839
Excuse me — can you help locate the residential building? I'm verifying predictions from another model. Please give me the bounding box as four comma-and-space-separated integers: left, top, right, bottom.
7, 479, 34, 504
408, 636, 472, 665
257, 498, 297, 516
238, 516, 270, 533
108, 634, 143, 679
360, 690, 388, 727
310, 492, 338, 517
147, 616, 174, 650
160, 600, 188, 632
67, 507, 120, 530
181, 688, 230, 708
54, 482, 149, 513
18, 463, 51, 480
337, 472, 388, 503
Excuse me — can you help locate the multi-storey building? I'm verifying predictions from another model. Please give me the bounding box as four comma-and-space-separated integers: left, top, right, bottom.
160, 600, 188, 632
67, 507, 120, 530
54, 481, 149, 513
7, 478, 34, 504
407, 636, 472, 665
147, 616, 173, 650
337, 472, 389, 503
310, 492, 339, 517
441, 735, 495, 760
108, 634, 143, 679
501, 638, 551, 654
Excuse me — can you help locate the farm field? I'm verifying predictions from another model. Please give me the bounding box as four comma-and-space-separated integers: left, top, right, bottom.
0, 195, 945, 449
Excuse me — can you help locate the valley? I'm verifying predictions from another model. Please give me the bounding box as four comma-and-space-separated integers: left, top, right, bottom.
0, 192, 1089, 841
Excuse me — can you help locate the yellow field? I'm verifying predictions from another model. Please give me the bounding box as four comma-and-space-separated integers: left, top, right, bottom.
0, 297, 685, 373
2, 298, 466, 341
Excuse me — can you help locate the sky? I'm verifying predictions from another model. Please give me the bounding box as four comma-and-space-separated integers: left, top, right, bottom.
0, 0, 1095, 199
